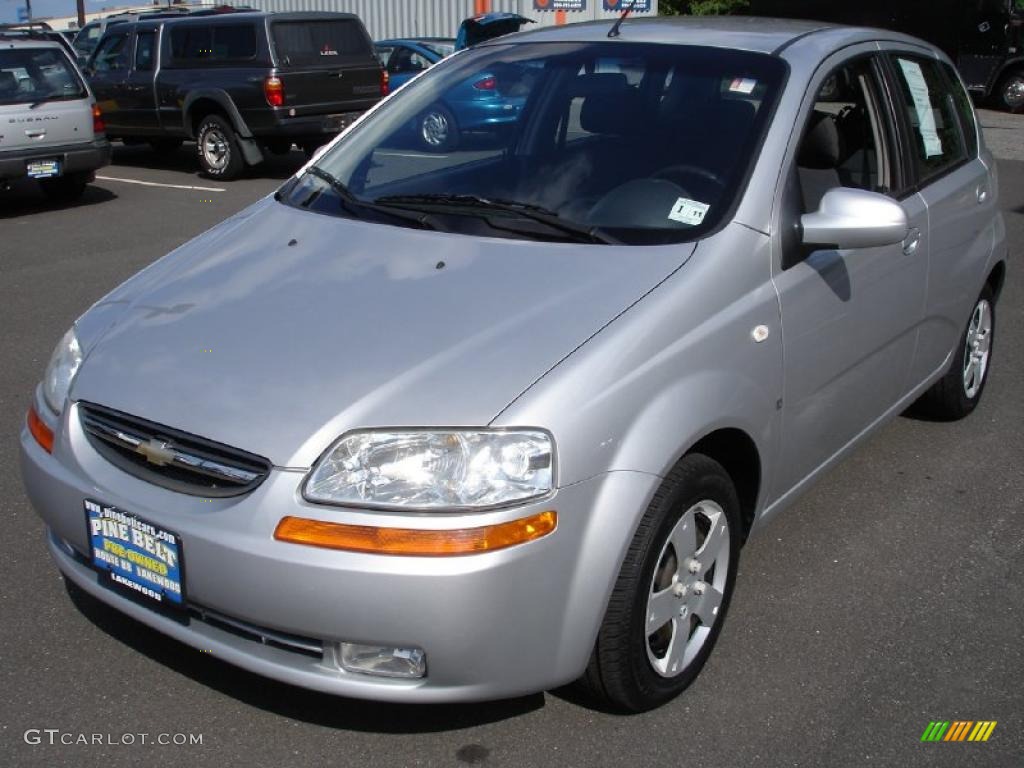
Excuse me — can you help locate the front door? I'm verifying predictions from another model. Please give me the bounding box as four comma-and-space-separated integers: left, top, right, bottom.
118, 29, 160, 134
772, 50, 929, 497
87, 30, 131, 135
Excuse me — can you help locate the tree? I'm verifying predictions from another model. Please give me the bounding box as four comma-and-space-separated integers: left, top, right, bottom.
660, 0, 751, 15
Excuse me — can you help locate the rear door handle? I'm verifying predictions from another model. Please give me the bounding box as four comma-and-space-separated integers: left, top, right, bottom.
902, 227, 922, 255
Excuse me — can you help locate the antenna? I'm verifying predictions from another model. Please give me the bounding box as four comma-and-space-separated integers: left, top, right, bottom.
608, 0, 637, 39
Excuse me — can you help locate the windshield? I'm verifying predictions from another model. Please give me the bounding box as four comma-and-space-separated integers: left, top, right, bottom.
290, 42, 784, 245
0, 48, 87, 106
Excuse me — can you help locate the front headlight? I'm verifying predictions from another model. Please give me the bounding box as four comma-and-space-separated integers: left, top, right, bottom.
304, 429, 554, 510
42, 327, 83, 415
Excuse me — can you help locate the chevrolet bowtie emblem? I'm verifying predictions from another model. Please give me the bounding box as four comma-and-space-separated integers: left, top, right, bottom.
135, 439, 176, 467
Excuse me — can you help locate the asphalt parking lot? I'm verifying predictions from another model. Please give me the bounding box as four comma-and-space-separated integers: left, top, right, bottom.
1, 112, 1022, 768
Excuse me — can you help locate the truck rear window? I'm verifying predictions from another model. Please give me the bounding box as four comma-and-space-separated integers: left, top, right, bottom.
0, 48, 87, 106
272, 20, 373, 67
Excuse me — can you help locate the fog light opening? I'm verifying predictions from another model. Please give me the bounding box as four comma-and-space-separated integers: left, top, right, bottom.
335, 642, 426, 679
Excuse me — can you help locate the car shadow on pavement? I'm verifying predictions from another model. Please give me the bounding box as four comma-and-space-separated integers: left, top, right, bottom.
0, 182, 117, 219
65, 579, 546, 731
111, 142, 308, 181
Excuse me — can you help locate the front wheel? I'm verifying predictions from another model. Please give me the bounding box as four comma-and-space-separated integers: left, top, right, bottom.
995, 68, 1024, 113
196, 114, 244, 180
911, 286, 996, 420
578, 454, 741, 712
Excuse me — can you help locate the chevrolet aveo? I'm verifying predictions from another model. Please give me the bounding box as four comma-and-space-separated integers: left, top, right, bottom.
21, 17, 1006, 712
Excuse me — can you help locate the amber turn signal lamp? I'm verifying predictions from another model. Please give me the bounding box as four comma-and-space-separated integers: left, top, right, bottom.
27, 406, 54, 453
275, 510, 556, 556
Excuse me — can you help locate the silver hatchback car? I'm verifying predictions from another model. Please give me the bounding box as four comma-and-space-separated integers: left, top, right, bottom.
20, 17, 1006, 712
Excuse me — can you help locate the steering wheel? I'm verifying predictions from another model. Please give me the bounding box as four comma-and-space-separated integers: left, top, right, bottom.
652, 164, 727, 199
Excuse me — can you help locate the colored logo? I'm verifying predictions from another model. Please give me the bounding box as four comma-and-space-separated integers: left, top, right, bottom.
921, 721, 997, 742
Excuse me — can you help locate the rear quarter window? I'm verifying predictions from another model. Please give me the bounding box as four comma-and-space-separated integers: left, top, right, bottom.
272, 19, 373, 67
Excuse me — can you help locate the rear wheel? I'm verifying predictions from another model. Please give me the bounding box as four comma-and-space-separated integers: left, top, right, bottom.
418, 104, 458, 152
994, 68, 1024, 113
39, 171, 89, 203
196, 114, 244, 180
912, 285, 996, 420
579, 454, 741, 712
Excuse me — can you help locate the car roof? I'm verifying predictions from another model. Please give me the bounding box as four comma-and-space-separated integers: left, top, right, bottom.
497, 15, 925, 56
127, 10, 362, 29
0, 38, 66, 51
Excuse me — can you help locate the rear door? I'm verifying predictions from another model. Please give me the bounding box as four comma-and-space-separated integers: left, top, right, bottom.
269, 17, 381, 116
883, 50, 998, 386
0, 46, 93, 153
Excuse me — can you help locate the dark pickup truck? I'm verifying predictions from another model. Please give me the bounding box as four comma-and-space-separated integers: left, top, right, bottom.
85, 11, 386, 179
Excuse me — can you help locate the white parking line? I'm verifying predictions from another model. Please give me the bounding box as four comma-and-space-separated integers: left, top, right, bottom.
96, 175, 226, 193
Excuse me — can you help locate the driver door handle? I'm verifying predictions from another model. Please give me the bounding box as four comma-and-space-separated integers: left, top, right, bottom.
902, 227, 922, 255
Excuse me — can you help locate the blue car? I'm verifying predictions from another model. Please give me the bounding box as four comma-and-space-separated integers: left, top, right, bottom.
376, 16, 536, 151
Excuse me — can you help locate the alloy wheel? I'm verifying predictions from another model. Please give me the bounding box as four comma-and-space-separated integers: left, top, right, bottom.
963, 298, 992, 399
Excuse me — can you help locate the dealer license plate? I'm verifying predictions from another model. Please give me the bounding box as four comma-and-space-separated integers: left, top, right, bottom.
26, 159, 60, 179
85, 500, 185, 609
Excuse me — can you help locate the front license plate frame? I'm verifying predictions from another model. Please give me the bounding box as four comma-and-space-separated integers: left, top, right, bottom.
84, 499, 187, 612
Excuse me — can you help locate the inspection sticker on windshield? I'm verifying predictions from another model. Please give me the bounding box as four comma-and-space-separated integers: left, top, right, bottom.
728, 77, 757, 95
668, 198, 710, 226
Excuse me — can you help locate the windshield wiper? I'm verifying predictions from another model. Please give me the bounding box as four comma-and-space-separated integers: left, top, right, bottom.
303, 167, 439, 231
373, 193, 618, 245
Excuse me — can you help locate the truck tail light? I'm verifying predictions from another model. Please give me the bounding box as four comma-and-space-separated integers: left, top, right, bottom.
380, 68, 390, 97
264, 76, 284, 107
92, 104, 105, 135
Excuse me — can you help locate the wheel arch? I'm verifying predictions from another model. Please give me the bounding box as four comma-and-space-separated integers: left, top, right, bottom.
986, 260, 1007, 303
183, 90, 252, 139
686, 427, 761, 541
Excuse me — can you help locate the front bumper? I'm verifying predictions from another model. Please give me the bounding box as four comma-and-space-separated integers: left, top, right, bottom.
20, 399, 658, 702
0, 138, 111, 181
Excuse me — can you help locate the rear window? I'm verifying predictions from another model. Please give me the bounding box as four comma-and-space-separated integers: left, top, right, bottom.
0, 48, 87, 106
169, 23, 259, 65
272, 20, 373, 67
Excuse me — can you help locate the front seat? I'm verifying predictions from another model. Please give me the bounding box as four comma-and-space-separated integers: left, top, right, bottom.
797, 111, 844, 212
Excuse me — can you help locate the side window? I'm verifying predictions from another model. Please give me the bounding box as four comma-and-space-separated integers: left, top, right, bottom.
387, 47, 428, 74
211, 25, 258, 62
940, 61, 979, 157
134, 31, 156, 72
93, 32, 130, 73
170, 26, 213, 62
795, 57, 894, 214
889, 55, 968, 182
376, 46, 393, 68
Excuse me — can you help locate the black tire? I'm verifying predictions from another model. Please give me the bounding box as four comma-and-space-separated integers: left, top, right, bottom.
578, 454, 742, 712
994, 68, 1024, 114
195, 114, 245, 180
418, 104, 459, 152
911, 285, 996, 421
39, 172, 89, 203
149, 138, 183, 155
263, 139, 293, 156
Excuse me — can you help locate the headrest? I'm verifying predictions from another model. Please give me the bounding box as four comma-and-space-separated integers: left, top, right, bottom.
0, 71, 17, 93
569, 72, 628, 97
579, 75, 640, 136
798, 111, 843, 169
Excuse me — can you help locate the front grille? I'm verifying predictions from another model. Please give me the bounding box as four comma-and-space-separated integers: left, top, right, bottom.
79, 402, 271, 497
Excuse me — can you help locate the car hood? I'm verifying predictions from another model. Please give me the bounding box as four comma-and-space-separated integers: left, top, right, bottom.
71, 197, 693, 468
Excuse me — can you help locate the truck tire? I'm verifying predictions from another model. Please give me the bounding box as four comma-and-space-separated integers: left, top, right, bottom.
39, 172, 89, 203
994, 68, 1024, 113
196, 114, 245, 180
